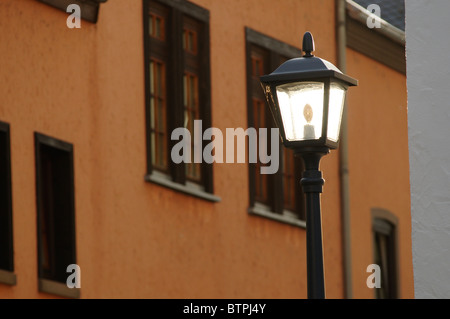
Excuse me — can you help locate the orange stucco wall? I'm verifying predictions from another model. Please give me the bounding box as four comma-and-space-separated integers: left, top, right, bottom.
0, 0, 413, 299
346, 48, 414, 298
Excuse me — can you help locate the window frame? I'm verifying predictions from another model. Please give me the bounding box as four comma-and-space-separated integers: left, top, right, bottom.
371, 208, 399, 299
35, 132, 79, 298
0, 121, 16, 286
143, 0, 219, 202
245, 28, 306, 227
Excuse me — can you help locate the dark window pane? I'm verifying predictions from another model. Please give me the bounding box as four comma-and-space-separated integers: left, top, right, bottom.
149, 12, 165, 40
146, 0, 212, 193
373, 218, 397, 299
0, 123, 13, 272
150, 59, 167, 171
252, 98, 268, 204
184, 73, 201, 182
36, 134, 76, 284
183, 27, 198, 55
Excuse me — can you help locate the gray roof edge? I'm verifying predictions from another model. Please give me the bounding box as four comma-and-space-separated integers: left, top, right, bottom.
346, 0, 405, 45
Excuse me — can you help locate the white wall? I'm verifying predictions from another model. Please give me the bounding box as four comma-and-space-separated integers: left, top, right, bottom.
406, 0, 450, 299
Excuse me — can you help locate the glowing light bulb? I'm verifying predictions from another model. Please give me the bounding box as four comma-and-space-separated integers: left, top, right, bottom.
303, 104, 313, 123
303, 103, 315, 139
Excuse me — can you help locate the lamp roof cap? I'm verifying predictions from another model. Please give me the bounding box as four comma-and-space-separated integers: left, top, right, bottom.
260, 31, 358, 87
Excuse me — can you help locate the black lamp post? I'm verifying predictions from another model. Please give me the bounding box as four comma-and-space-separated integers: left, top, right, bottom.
260, 31, 358, 299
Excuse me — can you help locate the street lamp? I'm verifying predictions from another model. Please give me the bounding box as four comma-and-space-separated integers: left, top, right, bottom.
260, 31, 358, 299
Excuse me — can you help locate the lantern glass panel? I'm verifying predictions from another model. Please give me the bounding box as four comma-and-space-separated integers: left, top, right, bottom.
327, 82, 347, 142
276, 82, 324, 141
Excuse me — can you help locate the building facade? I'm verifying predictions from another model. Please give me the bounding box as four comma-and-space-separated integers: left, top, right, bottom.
0, 0, 413, 298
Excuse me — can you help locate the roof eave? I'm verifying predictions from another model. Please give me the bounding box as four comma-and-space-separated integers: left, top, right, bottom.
346, 0, 405, 45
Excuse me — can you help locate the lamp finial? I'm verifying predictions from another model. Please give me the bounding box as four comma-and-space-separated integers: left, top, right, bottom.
302, 31, 315, 57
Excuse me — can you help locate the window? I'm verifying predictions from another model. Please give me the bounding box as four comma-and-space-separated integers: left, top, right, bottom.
246, 28, 306, 226
35, 133, 78, 298
0, 121, 15, 286
143, 0, 218, 202
36, 0, 108, 23
372, 208, 398, 299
